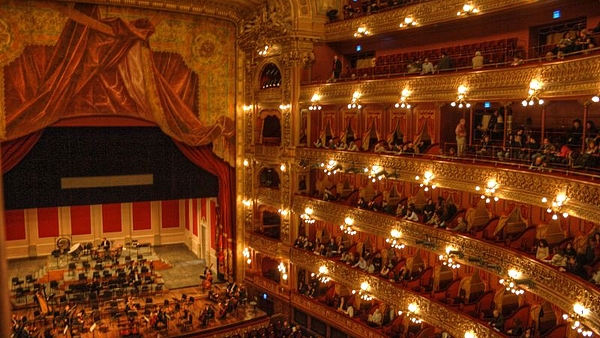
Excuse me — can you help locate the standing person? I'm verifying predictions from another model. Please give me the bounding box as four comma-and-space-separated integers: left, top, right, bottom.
331, 55, 342, 81
455, 118, 467, 157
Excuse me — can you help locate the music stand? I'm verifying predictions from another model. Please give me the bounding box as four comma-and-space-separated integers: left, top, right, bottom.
90, 322, 96, 338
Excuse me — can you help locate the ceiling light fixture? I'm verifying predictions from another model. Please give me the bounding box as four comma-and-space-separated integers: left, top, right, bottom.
522, 79, 544, 106
450, 85, 471, 109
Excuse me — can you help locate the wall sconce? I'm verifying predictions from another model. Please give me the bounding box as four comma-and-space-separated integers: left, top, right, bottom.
242, 198, 253, 207
439, 246, 464, 269
321, 160, 342, 175
279, 103, 291, 110
386, 228, 405, 249
457, 3, 479, 16
464, 331, 477, 338
592, 93, 599, 103
257, 44, 269, 56
280, 163, 287, 172
352, 281, 373, 301
278, 262, 288, 281
499, 269, 532, 295
365, 165, 386, 182
476, 179, 499, 203
243, 104, 254, 112
301, 206, 315, 224
394, 88, 412, 109
309, 93, 322, 111
399, 16, 418, 28
415, 171, 436, 191
243, 247, 251, 264
243, 158, 250, 167
348, 91, 362, 109
522, 79, 544, 106
354, 25, 370, 38
278, 208, 289, 217
340, 216, 357, 235
311, 265, 331, 283
406, 303, 422, 323
542, 194, 568, 220
563, 303, 593, 336
450, 85, 471, 108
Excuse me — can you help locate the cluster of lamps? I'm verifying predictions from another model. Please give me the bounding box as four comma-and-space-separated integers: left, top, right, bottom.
542, 194, 569, 220
311, 265, 331, 284
354, 25, 370, 38
322, 160, 342, 176
457, 3, 479, 16
415, 171, 436, 191
522, 79, 544, 106
563, 303, 593, 336
475, 179, 499, 203
243, 247, 251, 265
397, 303, 422, 324
352, 281, 373, 301
366, 165, 387, 182
593, 93, 600, 103
399, 16, 418, 28
498, 269, 529, 295
278, 208, 289, 217
450, 85, 471, 108
277, 262, 288, 281
394, 89, 412, 109
309, 94, 322, 111
439, 246, 463, 269
348, 91, 362, 109
242, 198, 253, 207
257, 45, 269, 56
301, 206, 315, 224
464, 331, 477, 338
340, 216, 357, 236
386, 228, 405, 249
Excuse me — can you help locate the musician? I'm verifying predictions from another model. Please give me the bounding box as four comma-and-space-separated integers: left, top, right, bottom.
154, 307, 167, 329
100, 237, 111, 250
199, 305, 214, 326
226, 280, 239, 297
202, 269, 213, 291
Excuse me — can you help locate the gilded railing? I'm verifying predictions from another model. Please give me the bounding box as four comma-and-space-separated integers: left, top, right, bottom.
289, 195, 600, 334
294, 148, 600, 223
246, 232, 290, 260
290, 247, 503, 338
299, 55, 600, 104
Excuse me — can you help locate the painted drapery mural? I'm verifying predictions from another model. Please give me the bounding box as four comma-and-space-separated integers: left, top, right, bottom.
0, 1, 236, 163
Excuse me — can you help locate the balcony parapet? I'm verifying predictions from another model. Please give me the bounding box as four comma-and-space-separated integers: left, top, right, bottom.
290, 247, 503, 338
299, 55, 600, 104
247, 232, 290, 260
290, 292, 389, 338
294, 148, 600, 223
256, 186, 282, 208
250, 274, 290, 301
291, 195, 600, 334
324, 0, 531, 42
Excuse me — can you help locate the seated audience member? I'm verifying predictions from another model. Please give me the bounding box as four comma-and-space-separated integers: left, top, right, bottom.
335, 139, 347, 150
551, 32, 574, 57
497, 134, 519, 161
535, 239, 550, 261
488, 310, 505, 331
531, 138, 556, 163
437, 52, 453, 71
591, 269, 600, 285
314, 138, 323, 148
472, 51, 484, 70
449, 217, 468, 232
406, 59, 421, 74
520, 135, 540, 161
566, 119, 583, 146
380, 265, 391, 279
552, 144, 572, 165
510, 56, 523, 66
577, 238, 598, 265
575, 28, 596, 51
423, 199, 436, 223
403, 204, 419, 221
560, 256, 587, 279
347, 141, 359, 151
420, 58, 435, 75
367, 308, 383, 326
374, 141, 387, 153
357, 197, 368, 209
506, 318, 524, 337
529, 156, 548, 172
564, 242, 577, 258
353, 256, 368, 270
476, 135, 492, 156
549, 247, 567, 267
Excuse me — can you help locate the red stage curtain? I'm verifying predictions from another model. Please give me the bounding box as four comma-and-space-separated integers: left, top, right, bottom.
3, 3, 233, 145
0, 131, 43, 173
174, 143, 234, 241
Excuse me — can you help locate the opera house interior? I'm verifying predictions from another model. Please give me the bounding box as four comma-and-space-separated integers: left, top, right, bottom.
2, 0, 600, 337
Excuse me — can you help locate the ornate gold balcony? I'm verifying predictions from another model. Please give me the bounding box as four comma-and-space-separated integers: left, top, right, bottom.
290, 195, 600, 334
246, 232, 290, 260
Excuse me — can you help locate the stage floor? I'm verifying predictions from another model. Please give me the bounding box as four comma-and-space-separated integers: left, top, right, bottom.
7, 244, 263, 337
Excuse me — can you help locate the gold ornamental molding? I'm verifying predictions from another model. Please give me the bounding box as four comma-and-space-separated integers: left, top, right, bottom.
294, 148, 600, 222
247, 232, 290, 260
299, 56, 600, 105
325, 0, 542, 42
291, 195, 600, 334
290, 247, 503, 338
291, 293, 388, 338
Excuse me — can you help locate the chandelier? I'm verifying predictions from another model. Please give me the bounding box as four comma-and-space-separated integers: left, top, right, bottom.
352, 281, 373, 301
439, 246, 464, 269
397, 303, 422, 323
386, 228, 405, 249
321, 160, 342, 176
243, 247, 251, 264
415, 171, 436, 191
563, 303, 593, 337
257, 44, 269, 56
450, 85, 471, 108
499, 269, 531, 295
475, 179, 499, 203
399, 16, 418, 28
300, 206, 315, 224
309, 93, 322, 111
354, 25, 370, 38
348, 91, 362, 109
522, 79, 544, 106
457, 3, 479, 16
311, 265, 331, 284
340, 216, 357, 235
542, 194, 568, 220
394, 88, 412, 109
